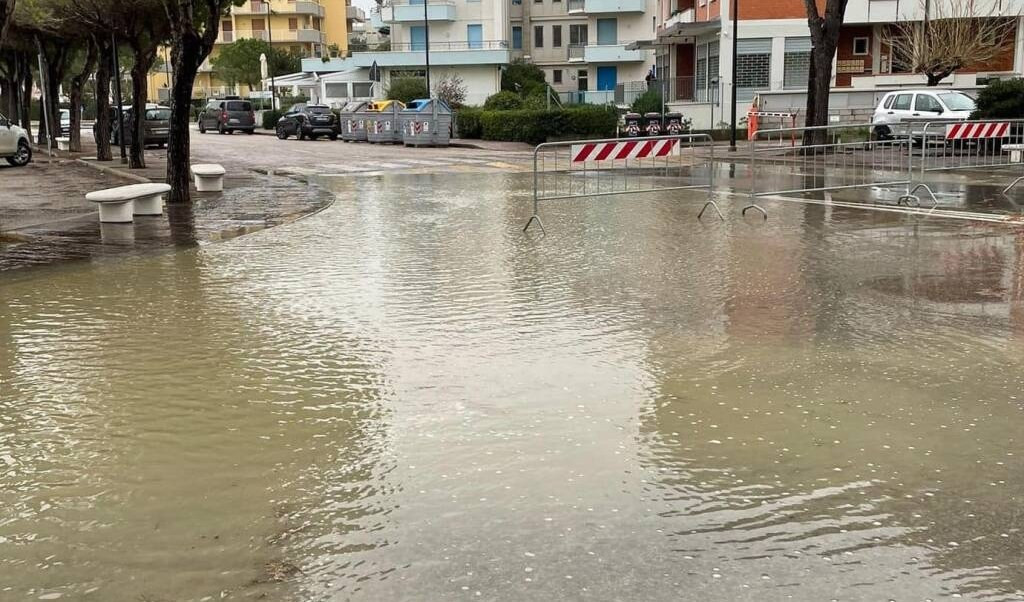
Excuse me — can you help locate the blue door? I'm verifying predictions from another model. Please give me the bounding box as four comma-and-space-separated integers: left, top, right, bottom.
410, 26, 426, 51
596, 66, 617, 91
596, 18, 617, 45
467, 24, 482, 49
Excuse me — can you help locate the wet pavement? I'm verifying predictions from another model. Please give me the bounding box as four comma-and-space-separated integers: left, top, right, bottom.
3, 170, 1024, 601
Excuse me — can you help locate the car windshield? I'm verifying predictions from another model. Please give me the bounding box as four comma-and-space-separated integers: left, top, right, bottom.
145, 109, 171, 120
938, 92, 976, 111
226, 101, 251, 112
307, 106, 331, 114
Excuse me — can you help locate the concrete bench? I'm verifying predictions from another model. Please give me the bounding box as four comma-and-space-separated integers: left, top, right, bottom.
56, 137, 70, 151
191, 163, 226, 192
85, 183, 171, 223
1003, 143, 1024, 162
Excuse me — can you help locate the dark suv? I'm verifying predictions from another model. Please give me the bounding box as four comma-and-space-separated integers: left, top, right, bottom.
198, 98, 256, 134
275, 104, 340, 141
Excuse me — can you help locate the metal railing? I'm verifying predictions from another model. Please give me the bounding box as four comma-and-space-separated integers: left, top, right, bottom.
567, 45, 585, 60
524, 133, 719, 234
568, 0, 585, 10
745, 123, 915, 218
383, 40, 509, 51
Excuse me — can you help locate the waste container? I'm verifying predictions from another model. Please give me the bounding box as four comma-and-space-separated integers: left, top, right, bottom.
400, 98, 452, 147
365, 100, 406, 144
623, 112, 642, 137
340, 100, 369, 142
664, 112, 685, 135
644, 112, 663, 136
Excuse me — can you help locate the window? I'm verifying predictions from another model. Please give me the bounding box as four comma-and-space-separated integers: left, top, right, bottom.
892, 93, 912, 110
534, 25, 544, 48
512, 26, 523, 49
914, 94, 943, 112
596, 18, 617, 45
735, 38, 770, 100
569, 24, 588, 46
410, 25, 426, 51
512, 0, 521, 4
884, 94, 896, 109
467, 24, 483, 49
288, 17, 298, 31
226, 101, 252, 111
352, 82, 373, 97
937, 92, 975, 111
852, 36, 869, 55
553, 69, 563, 84
553, 25, 562, 47
325, 82, 350, 98
783, 37, 811, 89
252, 18, 265, 31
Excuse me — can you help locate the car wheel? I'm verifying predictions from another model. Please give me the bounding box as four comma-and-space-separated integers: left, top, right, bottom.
6, 140, 32, 166
873, 125, 892, 141
276, 126, 289, 140
245, 129, 254, 135
329, 133, 338, 141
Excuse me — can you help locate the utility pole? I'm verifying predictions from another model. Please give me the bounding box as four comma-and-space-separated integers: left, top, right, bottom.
266, 3, 277, 108
729, 0, 738, 150
424, 0, 432, 95
111, 33, 127, 163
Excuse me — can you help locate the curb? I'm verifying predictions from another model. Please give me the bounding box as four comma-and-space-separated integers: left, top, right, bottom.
74, 158, 152, 184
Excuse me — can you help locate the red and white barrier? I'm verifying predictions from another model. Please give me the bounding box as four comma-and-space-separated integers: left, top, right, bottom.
945, 122, 1010, 139
571, 139, 680, 163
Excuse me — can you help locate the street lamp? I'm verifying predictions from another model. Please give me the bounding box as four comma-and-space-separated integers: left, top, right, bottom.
729, 0, 738, 149
423, 0, 432, 96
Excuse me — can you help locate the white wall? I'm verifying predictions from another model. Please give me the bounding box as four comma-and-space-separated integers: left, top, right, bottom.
385, 65, 501, 105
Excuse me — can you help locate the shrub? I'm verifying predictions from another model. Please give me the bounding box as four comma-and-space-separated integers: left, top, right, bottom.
501, 60, 546, 94
971, 78, 1024, 119
387, 78, 429, 105
630, 89, 663, 115
261, 109, 283, 130
455, 106, 483, 139
484, 90, 524, 110
433, 75, 468, 109
477, 105, 618, 145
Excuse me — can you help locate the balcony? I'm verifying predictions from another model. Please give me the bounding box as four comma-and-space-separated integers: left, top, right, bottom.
568, 43, 645, 62
346, 40, 511, 67
234, 0, 326, 17
347, 5, 366, 21
380, 0, 456, 23
217, 29, 326, 44
569, 0, 645, 13
664, 7, 694, 27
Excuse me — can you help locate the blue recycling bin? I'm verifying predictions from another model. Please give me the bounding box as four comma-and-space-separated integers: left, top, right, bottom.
400, 98, 452, 147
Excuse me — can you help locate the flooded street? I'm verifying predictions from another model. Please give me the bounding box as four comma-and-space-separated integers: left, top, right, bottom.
3, 172, 1024, 601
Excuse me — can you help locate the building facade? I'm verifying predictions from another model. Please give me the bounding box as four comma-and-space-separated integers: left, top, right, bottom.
148, 0, 363, 102
302, 0, 659, 107
647, 0, 1024, 128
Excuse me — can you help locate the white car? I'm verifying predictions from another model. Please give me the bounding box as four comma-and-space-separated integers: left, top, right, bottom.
872, 89, 976, 139
0, 112, 32, 167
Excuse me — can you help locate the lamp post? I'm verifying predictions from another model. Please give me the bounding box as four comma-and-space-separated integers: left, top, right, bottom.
424, 0, 432, 96
266, 1, 277, 109
729, 0, 738, 150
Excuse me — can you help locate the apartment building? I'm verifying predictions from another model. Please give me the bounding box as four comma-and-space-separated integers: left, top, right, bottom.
645, 0, 1024, 128
301, 0, 657, 106
148, 0, 364, 101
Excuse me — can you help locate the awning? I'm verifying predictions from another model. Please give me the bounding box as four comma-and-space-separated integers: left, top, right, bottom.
319, 68, 370, 83
630, 19, 722, 49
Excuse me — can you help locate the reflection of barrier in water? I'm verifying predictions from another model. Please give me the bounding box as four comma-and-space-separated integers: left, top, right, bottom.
524, 133, 720, 235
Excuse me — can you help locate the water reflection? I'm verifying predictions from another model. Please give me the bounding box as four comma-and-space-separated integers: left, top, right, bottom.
2, 173, 1024, 600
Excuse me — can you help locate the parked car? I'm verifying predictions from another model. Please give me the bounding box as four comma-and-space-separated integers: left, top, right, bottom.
93, 105, 171, 148
197, 98, 256, 134
0, 112, 32, 166
275, 104, 340, 141
59, 108, 71, 137
872, 89, 976, 140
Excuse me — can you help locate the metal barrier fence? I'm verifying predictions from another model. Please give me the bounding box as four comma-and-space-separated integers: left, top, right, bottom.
524, 133, 718, 234
745, 123, 914, 218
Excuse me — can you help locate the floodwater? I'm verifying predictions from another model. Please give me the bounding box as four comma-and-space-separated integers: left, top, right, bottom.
3, 172, 1024, 601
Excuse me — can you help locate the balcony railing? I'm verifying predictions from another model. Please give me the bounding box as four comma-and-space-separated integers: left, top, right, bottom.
380, 0, 456, 22
382, 40, 509, 51
617, 77, 717, 104
219, 29, 326, 43
567, 45, 585, 60
234, 0, 326, 16
567, 0, 585, 10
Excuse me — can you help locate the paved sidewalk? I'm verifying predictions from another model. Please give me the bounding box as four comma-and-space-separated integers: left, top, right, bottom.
1, 148, 332, 273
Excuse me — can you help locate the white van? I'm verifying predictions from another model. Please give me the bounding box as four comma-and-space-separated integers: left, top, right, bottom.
871, 89, 976, 139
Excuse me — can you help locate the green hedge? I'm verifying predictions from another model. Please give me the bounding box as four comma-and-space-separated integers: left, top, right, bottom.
972, 78, 1024, 119
261, 110, 283, 130
455, 105, 616, 145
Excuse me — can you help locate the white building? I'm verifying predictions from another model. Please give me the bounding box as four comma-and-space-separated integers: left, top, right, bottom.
301, 0, 657, 107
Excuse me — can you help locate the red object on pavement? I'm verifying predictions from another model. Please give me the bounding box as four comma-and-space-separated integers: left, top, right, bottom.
945, 122, 1010, 139
570, 139, 679, 163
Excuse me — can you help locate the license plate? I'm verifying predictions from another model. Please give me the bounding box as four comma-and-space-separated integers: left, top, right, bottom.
153, 129, 168, 134
228, 119, 239, 124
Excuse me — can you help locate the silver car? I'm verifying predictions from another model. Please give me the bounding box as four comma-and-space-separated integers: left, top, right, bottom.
872, 89, 976, 139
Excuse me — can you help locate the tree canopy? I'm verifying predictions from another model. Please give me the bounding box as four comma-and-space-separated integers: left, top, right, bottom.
211, 38, 302, 87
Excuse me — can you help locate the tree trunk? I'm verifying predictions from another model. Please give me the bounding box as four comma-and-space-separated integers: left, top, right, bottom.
166, 38, 203, 203
803, 47, 837, 146
18, 58, 30, 135
95, 40, 113, 162
68, 40, 98, 153
129, 46, 156, 169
